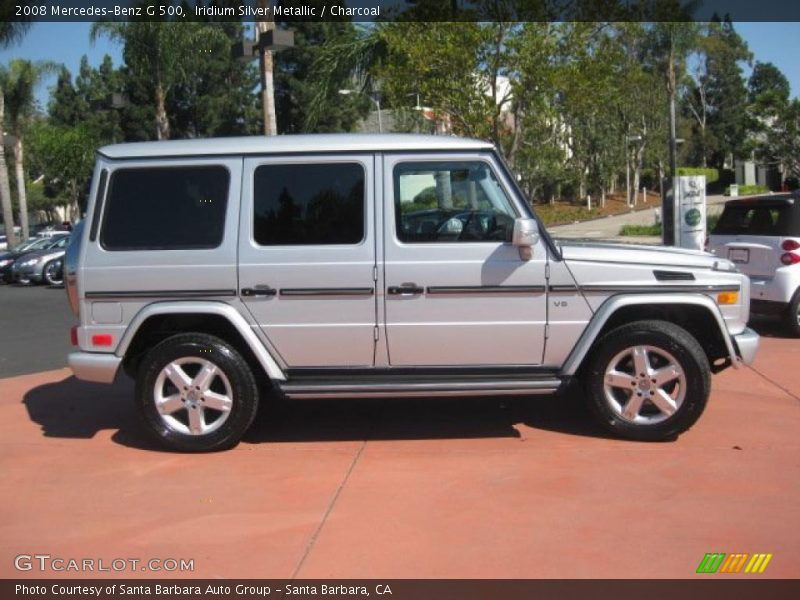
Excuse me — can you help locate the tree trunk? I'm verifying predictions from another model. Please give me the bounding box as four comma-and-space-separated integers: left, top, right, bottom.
13, 135, 29, 241
257, 8, 278, 137
154, 82, 170, 140
0, 89, 17, 247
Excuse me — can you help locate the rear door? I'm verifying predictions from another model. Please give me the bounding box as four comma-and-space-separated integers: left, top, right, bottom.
238, 155, 378, 367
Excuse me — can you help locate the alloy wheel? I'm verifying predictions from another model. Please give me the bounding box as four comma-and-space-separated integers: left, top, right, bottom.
603, 344, 686, 425
153, 357, 234, 435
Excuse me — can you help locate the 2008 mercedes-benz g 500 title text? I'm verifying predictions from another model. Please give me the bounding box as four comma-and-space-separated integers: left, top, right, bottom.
64, 134, 758, 451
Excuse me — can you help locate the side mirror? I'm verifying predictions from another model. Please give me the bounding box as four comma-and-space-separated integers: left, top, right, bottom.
512, 218, 539, 260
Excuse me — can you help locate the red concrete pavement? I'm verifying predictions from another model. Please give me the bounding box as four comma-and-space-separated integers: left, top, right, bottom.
0, 336, 798, 579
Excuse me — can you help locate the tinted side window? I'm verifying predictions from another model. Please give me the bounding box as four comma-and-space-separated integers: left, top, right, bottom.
253, 163, 365, 246
101, 166, 229, 250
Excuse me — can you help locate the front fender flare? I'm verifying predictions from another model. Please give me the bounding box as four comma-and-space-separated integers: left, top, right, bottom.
559, 293, 737, 377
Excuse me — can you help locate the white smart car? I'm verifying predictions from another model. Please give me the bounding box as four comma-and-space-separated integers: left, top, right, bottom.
709, 192, 800, 336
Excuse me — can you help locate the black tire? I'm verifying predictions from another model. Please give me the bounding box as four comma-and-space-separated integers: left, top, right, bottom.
135, 333, 259, 452
583, 320, 710, 441
43, 259, 63, 286
784, 289, 800, 338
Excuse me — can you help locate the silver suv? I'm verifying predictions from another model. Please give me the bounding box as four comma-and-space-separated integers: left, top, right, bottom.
65, 134, 759, 451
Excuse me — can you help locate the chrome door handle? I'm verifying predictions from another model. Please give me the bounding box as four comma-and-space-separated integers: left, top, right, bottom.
387, 283, 424, 295
241, 285, 277, 297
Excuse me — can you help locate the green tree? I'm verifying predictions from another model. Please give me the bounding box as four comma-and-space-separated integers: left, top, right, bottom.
748, 61, 790, 112
168, 22, 261, 138
0, 19, 31, 246
49, 65, 86, 127
702, 18, 751, 169
27, 122, 98, 221
0, 59, 56, 240
765, 99, 800, 178
92, 17, 227, 140
274, 0, 368, 133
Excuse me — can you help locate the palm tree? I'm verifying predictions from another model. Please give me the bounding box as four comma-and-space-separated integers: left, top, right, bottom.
91, 21, 225, 140
0, 21, 31, 247
1, 59, 58, 240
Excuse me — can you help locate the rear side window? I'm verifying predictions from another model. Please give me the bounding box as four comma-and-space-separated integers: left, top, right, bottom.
713, 205, 793, 236
253, 163, 365, 246
101, 166, 229, 250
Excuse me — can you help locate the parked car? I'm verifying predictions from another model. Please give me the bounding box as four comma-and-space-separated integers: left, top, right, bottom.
10, 233, 71, 285
708, 193, 800, 336
66, 134, 758, 452
0, 235, 69, 283
0, 235, 6, 251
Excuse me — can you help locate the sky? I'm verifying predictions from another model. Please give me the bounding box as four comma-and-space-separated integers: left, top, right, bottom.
1, 21, 799, 111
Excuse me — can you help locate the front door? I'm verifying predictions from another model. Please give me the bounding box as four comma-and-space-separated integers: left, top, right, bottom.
239, 155, 377, 367
382, 153, 548, 366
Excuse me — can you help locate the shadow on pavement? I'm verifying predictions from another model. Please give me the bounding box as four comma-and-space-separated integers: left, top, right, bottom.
22, 375, 162, 451
23, 375, 616, 451
748, 315, 796, 339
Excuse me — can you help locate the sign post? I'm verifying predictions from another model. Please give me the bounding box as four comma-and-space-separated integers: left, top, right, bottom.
674, 175, 707, 250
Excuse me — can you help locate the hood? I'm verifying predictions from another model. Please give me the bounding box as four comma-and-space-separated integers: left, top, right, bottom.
558, 240, 719, 269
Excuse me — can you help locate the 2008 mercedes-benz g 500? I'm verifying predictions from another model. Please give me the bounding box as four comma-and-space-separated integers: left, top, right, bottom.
64, 134, 759, 451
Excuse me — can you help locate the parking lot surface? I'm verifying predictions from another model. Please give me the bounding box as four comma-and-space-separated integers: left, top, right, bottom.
0, 285, 798, 579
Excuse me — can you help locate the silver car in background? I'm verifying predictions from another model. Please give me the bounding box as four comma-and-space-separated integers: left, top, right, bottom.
11, 233, 71, 285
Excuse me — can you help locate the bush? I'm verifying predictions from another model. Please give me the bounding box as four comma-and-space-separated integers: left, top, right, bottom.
619, 223, 662, 236
676, 167, 720, 186
724, 184, 769, 196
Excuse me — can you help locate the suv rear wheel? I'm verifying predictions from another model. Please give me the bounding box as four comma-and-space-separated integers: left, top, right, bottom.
135, 333, 259, 452
584, 320, 710, 441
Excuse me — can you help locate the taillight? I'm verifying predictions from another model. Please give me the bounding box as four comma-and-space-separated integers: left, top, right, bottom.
70, 326, 78, 346
91, 334, 114, 347
780, 252, 800, 265
782, 239, 800, 251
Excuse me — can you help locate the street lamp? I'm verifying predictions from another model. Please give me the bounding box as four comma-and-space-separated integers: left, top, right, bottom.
625, 134, 643, 207
339, 89, 383, 133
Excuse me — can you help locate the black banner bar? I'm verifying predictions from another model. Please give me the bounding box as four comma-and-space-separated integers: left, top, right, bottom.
3, 0, 800, 23
4, 579, 800, 600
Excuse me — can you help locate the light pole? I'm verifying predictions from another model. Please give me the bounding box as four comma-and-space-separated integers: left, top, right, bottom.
625, 134, 642, 207
339, 89, 382, 133
232, 25, 294, 136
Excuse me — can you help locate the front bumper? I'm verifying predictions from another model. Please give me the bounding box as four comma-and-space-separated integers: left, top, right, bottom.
732, 327, 759, 366
10, 261, 43, 282
68, 352, 122, 384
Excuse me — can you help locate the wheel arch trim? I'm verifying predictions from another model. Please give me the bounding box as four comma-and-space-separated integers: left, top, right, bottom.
559, 294, 737, 377
116, 301, 286, 381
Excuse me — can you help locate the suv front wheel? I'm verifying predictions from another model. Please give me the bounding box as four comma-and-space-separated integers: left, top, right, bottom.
135, 333, 259, 452
584, 320, 710, 441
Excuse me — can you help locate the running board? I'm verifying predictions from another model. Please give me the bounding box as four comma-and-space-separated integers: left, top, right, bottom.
278, 377, 564, 399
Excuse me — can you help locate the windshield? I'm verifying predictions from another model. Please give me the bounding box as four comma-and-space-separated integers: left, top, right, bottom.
12, 237, 52, 252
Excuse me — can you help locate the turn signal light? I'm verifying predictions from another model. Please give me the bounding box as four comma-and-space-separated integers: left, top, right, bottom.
70, 326, 78, 347
717, 291, 739, 305
780, 252, 800, 266
91, 334, 114, 347
781, 239, 800, 251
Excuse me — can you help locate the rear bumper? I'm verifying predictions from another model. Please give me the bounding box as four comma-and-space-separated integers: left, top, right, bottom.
68, 352, 121, 384
732, 327, 759, 366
